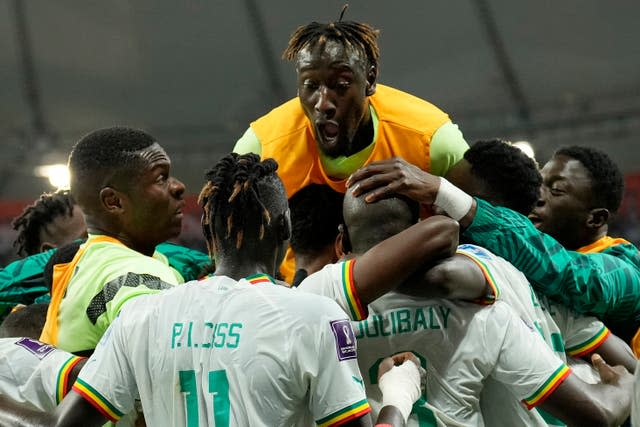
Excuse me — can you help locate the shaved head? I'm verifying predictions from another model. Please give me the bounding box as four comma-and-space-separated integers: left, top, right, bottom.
342, 191, 418, 254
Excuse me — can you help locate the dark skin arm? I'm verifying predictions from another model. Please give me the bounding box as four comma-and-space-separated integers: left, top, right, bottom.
344, 352, 425, 427
582, 333, 637, 373
400, 251, 637, 373
373, 352, 424, 427
340, 405, 407, 426
346, 158, 478, 228
54, 392, 108, 427
375, 406, 405, 426
352, 215, 459, 306
347, 158, 442, 205
399, 254, 489, 300
538, 354, 632, 427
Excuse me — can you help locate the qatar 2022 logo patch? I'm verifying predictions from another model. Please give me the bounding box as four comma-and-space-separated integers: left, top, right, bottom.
15, 337, 55, 359
330, 319, 357, 361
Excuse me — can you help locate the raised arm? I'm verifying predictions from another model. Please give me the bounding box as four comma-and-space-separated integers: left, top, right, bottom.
352, 215, 459, 306
347, 158, 443, 206
398, 254, 490, 301
347, 158, 640, 322
464, 198, 640, 321
346, 157, 477, 227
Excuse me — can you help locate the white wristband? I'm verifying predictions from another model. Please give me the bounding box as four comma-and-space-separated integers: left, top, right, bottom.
379, 361, 422, 422
434, 178, 473, 221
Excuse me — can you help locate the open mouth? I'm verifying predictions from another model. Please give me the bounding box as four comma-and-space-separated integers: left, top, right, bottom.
528, 213, 542, 228
174, 201, 186, 217
317, 121, 339, 144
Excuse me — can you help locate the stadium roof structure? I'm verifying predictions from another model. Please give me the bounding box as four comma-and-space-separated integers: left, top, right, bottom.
1, 0, 639, 199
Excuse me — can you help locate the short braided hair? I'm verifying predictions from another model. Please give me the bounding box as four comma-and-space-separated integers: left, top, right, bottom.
283, 21, 380, 68
198, 153, 283, 255
12, 190, 76, 257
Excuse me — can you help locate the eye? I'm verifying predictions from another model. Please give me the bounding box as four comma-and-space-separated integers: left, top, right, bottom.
549, 186, 565, 196
336, 79, 351, 90
301, 79, 319, 90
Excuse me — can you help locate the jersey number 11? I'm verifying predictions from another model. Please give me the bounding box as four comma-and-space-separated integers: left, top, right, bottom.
179, 369, 230, 426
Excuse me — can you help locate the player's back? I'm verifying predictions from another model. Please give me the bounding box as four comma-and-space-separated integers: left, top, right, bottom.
456, 244, 564, 356
456, 244, 570, 426
94, 274, 369, 426
355, 292, 530, 426
355, 292, 570, 427
300, 259, 568, 426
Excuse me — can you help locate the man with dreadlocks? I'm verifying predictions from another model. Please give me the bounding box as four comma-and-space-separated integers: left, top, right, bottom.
234, 18, 468, 283
0, 153, 424, 427
0, 191, 87, 319
12, 189, 87, 258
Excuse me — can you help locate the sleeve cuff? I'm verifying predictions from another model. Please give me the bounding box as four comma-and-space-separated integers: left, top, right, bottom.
566, 327, 610, 357
317, 398, 371, 427
72, 378, 124, 423
522, 365, 571, 410
341, 259, 369, 321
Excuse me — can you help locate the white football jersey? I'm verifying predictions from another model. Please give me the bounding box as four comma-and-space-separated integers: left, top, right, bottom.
300, 260, 570, 427
0, 337, 83, 411
632, 360, 640, 427
456, 244, 607, 427
76, 274, 370, 426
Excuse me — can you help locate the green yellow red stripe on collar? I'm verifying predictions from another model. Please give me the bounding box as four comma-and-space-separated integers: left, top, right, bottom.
245, 273, 276, 285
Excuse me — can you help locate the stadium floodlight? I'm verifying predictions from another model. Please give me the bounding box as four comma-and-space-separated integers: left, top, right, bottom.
34, 164, 70, 189
512, 141, 535, 159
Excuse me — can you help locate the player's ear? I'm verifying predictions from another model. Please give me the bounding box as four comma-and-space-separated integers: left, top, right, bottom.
336, 224, 352, 256
587, 208, 609, 229
279, 209, 292, 242
335, 233, 345, 259
100, 187, 124, 214
40, 241, 56, 253
366, 64, 377, 96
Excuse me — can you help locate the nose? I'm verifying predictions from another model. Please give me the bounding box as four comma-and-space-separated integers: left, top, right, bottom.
314, 86, 336, 118
535, 186, 548, 207
170, 177, 186, 199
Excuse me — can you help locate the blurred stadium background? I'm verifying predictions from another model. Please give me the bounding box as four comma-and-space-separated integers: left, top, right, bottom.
1, 0, 639, 263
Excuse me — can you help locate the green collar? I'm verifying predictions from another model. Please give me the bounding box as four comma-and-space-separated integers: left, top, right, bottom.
318, 104, 378, 179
